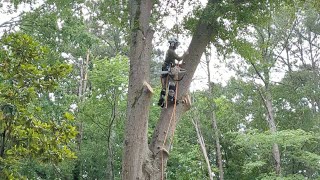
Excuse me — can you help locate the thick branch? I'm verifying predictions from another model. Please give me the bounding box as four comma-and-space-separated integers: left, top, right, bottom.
149, 2, 217, 178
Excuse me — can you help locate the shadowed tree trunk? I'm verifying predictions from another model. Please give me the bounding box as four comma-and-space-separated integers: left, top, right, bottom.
253, 62, 282, 175
249, 25, 282, 175
257, 81, 281, 175
265, 89, 281, 175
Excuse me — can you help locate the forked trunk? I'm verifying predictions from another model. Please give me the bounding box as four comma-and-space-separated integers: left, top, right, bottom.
123, 0, 216, 179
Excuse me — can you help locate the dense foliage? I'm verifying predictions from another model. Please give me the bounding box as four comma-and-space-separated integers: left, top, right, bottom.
0, 0, 319, 179
0, 33, 76, 179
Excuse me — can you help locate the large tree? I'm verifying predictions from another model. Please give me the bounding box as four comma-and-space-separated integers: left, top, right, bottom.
122, 0, 303, 179
0, 33, 77, 179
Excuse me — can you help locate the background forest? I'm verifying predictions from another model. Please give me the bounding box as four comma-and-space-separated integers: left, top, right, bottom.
0, 0, 319, 179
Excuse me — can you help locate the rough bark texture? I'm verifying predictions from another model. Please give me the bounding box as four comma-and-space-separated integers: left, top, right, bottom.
122, 0, 154, 179
107, 92, 116, 179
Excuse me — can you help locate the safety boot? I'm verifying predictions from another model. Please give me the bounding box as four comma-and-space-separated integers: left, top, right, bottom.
157, 88, 166, 107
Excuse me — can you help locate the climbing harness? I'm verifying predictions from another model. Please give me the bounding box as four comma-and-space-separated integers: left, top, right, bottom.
159, 64, 186, 108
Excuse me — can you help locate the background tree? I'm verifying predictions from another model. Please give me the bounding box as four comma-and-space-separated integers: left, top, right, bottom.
0, 33, 77, 179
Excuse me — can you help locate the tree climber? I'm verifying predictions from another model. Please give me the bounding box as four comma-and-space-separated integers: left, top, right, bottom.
158, 37, 188, 107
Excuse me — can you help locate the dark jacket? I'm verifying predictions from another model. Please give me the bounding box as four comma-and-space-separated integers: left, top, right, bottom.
164, 48, 183, 66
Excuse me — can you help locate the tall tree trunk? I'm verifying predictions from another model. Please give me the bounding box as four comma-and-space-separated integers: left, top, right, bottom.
211, 111, 224, 179
258, 79, 281, 175
122, 0, 154, 179
107, 130, 115, 179
192, 117, 214, 180
255, 82, 281, 175
307, 30, 319, 113
206, 52, 224, 180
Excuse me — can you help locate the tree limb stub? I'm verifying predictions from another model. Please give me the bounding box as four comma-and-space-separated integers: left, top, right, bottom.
143, 81, 153, 94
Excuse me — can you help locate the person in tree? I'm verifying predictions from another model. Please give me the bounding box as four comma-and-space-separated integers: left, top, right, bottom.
158, 37, 187, 107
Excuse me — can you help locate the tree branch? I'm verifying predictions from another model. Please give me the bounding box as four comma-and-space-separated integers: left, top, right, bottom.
250, 61, 267, 85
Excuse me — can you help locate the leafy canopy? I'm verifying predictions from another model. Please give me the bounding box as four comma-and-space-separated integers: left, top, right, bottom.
0, 33, 76, 179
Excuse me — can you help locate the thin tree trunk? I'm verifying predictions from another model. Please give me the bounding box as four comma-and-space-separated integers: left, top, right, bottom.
107, 90, 117, 179
258, 78, 281, 175
107, 131, 115, 179
285, 44, 292, 73
206, 51, 224, 180
265, 89, 281, 175
82, 49, 90, 98
253, 25, 282, 174
307, 30, 318, 113
211, 111, 224, 180
192, 117, 214, 180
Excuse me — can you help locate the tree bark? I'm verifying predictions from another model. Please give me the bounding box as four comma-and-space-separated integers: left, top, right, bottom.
122, 0, 154, 179
211, 111, 224, 180
0, 130, 5, 158
255, 75, 281, 175
107, 90, 117, 179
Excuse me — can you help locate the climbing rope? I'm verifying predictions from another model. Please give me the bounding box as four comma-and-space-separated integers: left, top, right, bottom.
165, 75, 169, 109
160, 65, 180, 180
169, 81, 179, 146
